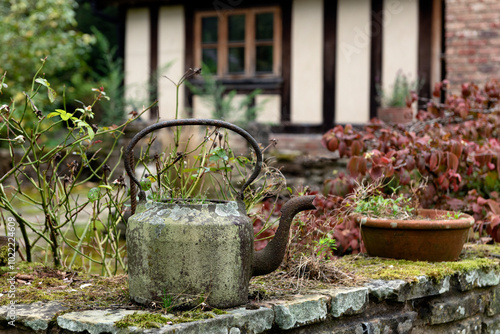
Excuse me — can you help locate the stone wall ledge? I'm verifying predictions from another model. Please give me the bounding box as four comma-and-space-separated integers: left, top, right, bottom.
2, 267, 500, 334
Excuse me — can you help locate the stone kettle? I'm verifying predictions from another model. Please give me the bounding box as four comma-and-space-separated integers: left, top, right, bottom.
124, 119, 316, 309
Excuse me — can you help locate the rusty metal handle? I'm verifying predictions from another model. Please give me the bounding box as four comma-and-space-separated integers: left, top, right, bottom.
124, 119, 263, 207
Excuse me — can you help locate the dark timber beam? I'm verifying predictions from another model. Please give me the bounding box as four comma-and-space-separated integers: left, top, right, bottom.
322, 0, 337, 131
440, 0, 446, 103
370, 0, 383, 120
280, 0, 292, 123
418, 0, 433, 100
149, 5, 159, 120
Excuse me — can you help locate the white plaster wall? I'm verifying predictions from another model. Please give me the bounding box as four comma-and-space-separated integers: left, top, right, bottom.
291, 0, 324, 124
382, 0, 419, 94
193, 94, 279, 124
158, 6, 185, 120
192, 95, 212, 119
335, 0, 371, 124
256, 94, 280, 124
192, 95, 247, 121
233, 94, 251, 123
124, 8, 150, 112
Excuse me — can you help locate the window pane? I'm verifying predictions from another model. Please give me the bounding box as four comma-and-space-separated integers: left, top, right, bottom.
228, 14, 245, 42
202, 48, 218, 74
202, 17, 218, 43
256, 13, 273, 41
256, 45, 273, 73
228, 47, 245, 73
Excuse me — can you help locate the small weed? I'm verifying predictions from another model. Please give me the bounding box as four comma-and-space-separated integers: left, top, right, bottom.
441, 211, 463, 220
354, 193, 415, 219
314, 235, 337, 259
161, 289, 173, 311
343, 178, 427, 220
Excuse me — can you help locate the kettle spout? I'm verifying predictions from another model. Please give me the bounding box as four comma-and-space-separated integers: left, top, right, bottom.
252, 195, 316, 276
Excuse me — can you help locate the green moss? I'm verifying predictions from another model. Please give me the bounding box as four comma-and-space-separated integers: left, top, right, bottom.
115, 312, 171, 329
0, 246, 8, 266
115, 309, 227, 329
212, 308, 227, 315
0, 262, 44, 276
176, 309, 217, 323
0, 262, 129, 310
464, 243, 500, 258
3, 244, 500, 318
335, 253, 499, 282
273, 151, 301, 162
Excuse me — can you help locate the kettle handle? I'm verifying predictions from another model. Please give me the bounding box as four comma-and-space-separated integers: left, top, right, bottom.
124, 119, 263, 210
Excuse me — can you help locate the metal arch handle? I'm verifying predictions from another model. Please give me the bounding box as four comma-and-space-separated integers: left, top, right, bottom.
124, 119, 263, 207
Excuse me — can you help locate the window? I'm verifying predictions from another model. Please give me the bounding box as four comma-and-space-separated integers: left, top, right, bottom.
194, 7, 282, 78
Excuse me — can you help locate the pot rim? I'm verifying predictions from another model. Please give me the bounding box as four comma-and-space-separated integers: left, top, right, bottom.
354, 209, 474, 230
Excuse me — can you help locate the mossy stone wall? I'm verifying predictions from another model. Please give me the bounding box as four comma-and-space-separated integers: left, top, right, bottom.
3, 266, 500, 333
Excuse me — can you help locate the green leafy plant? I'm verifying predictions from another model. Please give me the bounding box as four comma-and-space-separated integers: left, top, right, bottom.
78, 27, 126, 126
347, 179, 418, 220
377, 72, 421, 108
0, 59, 150, 274
186, 65, 264, 127
320, 78, 500, 247
137, 126, 285, 212
314, 234, 337, 259
161, 289, 173, 311
442, 211, 463, 220
0, 61, 283, 275
134, 68, 285, 213
354, 194, 414, 219
0, 0, 96, 116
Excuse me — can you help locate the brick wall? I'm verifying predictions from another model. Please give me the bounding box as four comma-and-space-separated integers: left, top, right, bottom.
446, 0, 500, 88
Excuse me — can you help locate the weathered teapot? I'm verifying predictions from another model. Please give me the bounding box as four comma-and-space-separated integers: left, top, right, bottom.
124, 119, 315, 308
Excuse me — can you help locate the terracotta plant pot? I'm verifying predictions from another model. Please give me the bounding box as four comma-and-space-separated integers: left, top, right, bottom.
377, 107, 413, 124
355, 209, 474, 262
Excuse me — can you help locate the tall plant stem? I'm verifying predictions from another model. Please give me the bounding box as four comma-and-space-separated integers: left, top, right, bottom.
69, 218, 92, 269
174, 84, 181, 147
